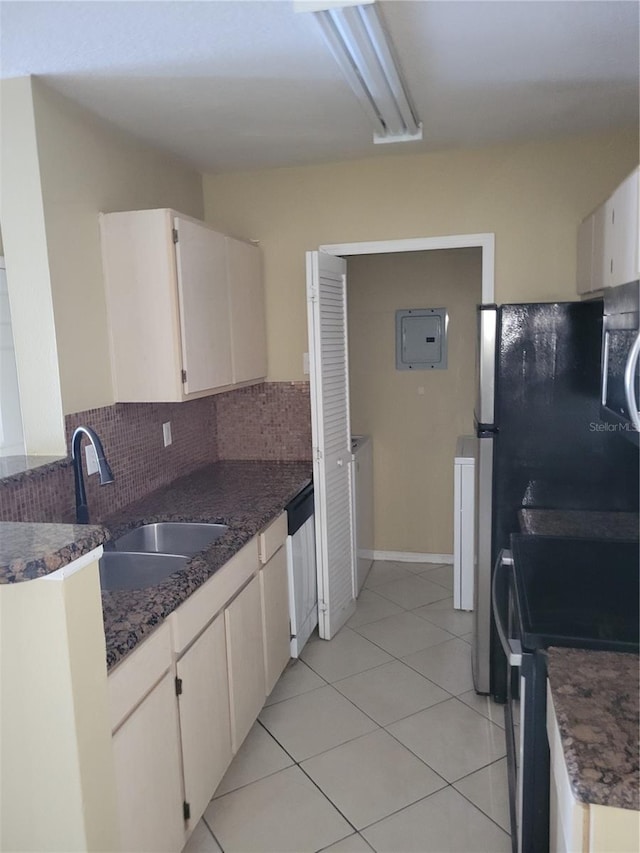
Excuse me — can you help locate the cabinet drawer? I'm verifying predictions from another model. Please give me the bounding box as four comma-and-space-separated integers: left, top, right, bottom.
108, 621, 173, 733
259, 512, 288, 564
171, 539, 259, 654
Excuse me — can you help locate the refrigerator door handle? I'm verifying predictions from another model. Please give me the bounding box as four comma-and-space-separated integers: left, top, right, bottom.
491, 550, 522, 667
623, 330, 640, 431
601, 330, 610, 407
477, 305, 497, 427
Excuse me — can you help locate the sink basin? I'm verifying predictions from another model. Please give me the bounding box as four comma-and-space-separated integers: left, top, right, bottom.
99, 552, 188, 591
113, 522, 229, 557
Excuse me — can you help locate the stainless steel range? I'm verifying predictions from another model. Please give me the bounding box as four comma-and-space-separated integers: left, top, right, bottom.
492, 534, 639, 853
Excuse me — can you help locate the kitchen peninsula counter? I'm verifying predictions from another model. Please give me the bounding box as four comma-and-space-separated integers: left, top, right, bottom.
547, 646, 639, 812
0, 521, 108, 583
101, 460, 311, 670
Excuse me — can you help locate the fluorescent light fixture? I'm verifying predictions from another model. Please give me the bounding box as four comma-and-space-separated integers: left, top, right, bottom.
310, 1, 422, 144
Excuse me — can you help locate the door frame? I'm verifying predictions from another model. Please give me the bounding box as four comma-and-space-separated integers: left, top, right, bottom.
307, 232, 495, 608
319, 233, 495, 302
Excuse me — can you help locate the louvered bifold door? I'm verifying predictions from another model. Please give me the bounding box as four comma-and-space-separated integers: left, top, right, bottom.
306, 251, 356, 639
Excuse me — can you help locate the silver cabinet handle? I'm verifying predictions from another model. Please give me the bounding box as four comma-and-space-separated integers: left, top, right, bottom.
623, 330, 640, 432
491, 550, 522, 667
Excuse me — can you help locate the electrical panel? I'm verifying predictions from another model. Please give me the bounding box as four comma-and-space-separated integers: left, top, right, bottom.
396, 308, 448, 370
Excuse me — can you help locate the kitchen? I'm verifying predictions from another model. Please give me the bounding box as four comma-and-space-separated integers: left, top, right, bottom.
1, 2, 639, 852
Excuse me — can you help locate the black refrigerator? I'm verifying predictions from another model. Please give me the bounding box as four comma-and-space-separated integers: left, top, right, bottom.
472, 299, 640, 701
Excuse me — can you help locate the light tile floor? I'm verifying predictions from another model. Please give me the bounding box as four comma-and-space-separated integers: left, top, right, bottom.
184, 560, 511, 853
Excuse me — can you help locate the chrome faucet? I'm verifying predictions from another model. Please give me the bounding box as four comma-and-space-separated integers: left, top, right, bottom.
71, 426, 114, 524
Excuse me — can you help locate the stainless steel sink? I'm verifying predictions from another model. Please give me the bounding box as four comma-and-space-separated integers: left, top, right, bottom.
113, 522, 229, 557
99, 551, 188, 591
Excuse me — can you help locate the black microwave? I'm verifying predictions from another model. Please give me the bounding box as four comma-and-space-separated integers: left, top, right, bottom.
601, 279, 640, 445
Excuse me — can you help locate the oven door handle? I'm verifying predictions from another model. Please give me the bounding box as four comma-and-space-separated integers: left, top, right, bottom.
491, 549, 523, 667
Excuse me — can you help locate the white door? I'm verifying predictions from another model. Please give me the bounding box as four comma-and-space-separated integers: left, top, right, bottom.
306, 251, 356, 639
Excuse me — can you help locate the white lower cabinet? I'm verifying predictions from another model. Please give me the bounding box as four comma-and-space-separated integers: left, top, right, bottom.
112, 672, 185, 853
176, 612, 232, 830
225, 574, 266, 752
261, 544, 291, 695
108, 524, 292, 851
547, 684, 639, 853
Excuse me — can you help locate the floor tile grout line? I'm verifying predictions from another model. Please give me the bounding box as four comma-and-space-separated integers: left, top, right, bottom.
295, 759, 360, 837
380, 710, 456, 781
299, 750, 454, 843
450, 754, 509, 787
451, 778, 512, 836
355, 780, 511, 841
263, 663, 331, 708
354, 782, 456, 835
371, 585, 452, 609
409, 608, 474, 636
201, 811, 225, 853
379, 699, 507, 774
299, 653, 398, 685
314, 830, 375, 853
449, 692, 508, 729
349, 620, 458, 658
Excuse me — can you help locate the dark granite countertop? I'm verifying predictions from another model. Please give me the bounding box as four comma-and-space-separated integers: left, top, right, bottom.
519, 509, 639, 539
0, 521, 109, 583
101, 460, 311, 671
547, 647, 639, 811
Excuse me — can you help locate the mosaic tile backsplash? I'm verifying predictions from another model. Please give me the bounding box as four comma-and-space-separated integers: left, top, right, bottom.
0, 382, 312, 523
216, 381, 312, 462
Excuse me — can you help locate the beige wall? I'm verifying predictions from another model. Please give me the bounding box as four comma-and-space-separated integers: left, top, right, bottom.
348, 249, 481, 555
0, 78, 66, 454
203, 128, 638, 382
31, 78, 204, 415
1, 76, 204, 442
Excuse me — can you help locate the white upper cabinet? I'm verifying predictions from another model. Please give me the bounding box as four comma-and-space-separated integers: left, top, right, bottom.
226, 236, 268, 384
607, 168, 639, 288
575, 213, 595, 295
100, 209, 266, 402
577, 167, 639, 294
175, 217, 233, 395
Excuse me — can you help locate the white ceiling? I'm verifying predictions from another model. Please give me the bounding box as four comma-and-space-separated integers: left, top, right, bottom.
1, 1, 638, 174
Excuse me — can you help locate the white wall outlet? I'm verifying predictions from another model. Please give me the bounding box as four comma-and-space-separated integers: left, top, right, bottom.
418, 386, 425, 396
162, 421, 172, 447
84, 444, 99, 475
303, 352, 310, 375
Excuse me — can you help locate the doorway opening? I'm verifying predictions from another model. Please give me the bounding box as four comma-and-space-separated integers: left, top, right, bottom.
307, 234, 494, 639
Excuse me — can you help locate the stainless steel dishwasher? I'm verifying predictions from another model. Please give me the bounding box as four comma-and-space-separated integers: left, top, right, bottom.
285, 483, 317, 656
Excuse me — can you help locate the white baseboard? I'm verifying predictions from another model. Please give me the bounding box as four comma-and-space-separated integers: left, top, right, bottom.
370, 550, 453, 565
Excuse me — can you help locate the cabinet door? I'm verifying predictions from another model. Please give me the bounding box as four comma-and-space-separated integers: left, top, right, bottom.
112, 672, 184, 853
101, 209, 184, 402
177, 612, 232, 831
260, 545, 291, 696
226, 237, 268, 384
225, 575, 265, 752
175, 217, 233, 394
609, 169, 639, 288
576, 214, 594, 295
591, 204, 607, 291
